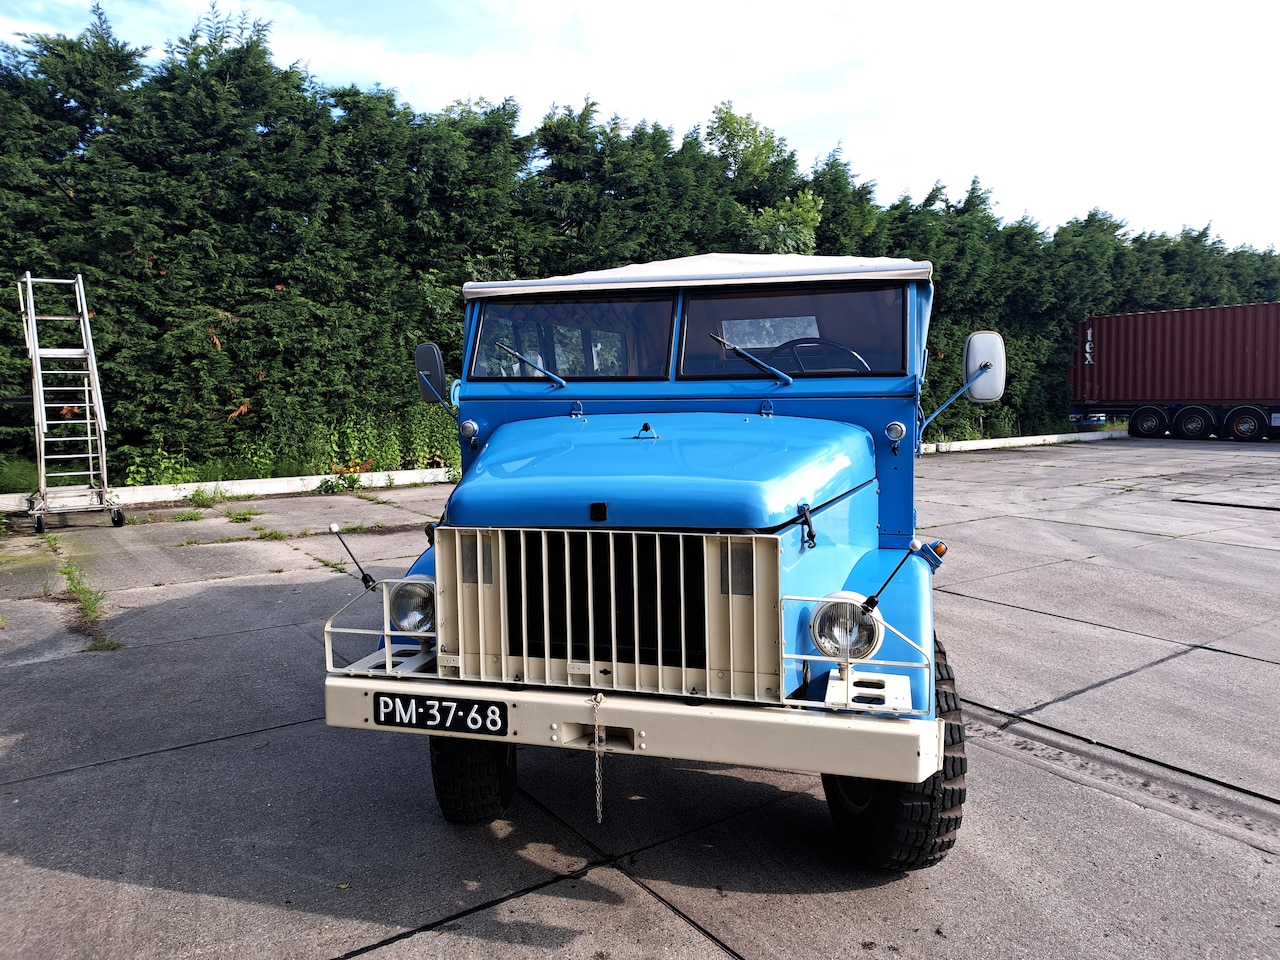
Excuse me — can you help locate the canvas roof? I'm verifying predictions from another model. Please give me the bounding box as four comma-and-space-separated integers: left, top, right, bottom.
462, 253, 933, 300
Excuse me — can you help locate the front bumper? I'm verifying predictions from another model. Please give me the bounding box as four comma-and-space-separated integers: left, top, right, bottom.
325, 674, 944, 784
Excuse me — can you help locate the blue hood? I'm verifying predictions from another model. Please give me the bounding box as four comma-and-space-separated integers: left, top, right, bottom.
446, 412, 876, 530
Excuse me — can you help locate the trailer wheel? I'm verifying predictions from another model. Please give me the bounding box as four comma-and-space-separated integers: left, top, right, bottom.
1173, 406, 1217, 440
110, 509, 126, 527
1127, 406, 1168, 438
1225, 406, 1267, 442
33, 514, 45, 534
429, 736, 517, 824
821, 638, 966, 871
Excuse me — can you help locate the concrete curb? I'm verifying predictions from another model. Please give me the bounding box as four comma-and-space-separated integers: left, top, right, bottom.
920, 428, 1129, 454
0, 467, 452, 514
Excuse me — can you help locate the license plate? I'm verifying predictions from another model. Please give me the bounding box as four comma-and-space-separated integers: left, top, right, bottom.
372, 692, 508, 736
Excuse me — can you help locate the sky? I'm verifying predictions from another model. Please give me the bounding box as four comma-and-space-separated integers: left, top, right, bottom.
4, 0, 1277, 252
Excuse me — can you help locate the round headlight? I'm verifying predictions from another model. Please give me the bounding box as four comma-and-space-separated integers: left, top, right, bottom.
809, 592, 882, 660
389, 577, 435, 633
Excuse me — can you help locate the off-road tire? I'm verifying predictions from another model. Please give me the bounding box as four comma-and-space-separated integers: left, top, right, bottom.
429, 736, 517, 824
821, 637, 967, 871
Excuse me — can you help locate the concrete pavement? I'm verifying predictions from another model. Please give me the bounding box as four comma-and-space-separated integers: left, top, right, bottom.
1, 439, 1277, 960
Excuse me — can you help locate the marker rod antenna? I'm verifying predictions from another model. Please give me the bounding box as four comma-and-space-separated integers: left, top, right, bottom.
329, 522, 376, 590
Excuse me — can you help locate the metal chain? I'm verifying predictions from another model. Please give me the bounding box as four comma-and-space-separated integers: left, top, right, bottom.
591, 692, 606, 824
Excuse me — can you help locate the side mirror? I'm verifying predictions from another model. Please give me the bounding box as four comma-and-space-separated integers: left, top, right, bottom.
963, 331, 1006, 403
415, 342, 447, 404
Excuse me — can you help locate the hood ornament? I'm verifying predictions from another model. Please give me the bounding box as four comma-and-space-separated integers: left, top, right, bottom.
633, 422, 660, 439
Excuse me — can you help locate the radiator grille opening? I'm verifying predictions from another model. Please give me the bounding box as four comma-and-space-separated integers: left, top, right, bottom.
502, 530, 708, 667
438, 527, 781, 701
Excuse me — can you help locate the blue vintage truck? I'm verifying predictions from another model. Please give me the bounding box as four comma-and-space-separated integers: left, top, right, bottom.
325, 253, 1005, 870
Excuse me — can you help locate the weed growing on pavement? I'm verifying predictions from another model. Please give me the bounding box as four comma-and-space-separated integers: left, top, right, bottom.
226, 508, 263, 523
316, 474, 362, 494
186, 486, 227, 509
60, 564, 104, 621
173, 510, 203, 521
258, 529, 287, 540
57, 562, 121, 650
316, 556, 347, 573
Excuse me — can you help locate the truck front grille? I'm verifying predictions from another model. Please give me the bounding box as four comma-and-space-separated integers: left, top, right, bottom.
435, 527, 783, 702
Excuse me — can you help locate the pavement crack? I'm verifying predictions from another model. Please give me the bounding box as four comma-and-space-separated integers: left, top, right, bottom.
0, 716, 325, 787
965, 700, 1280, 810
1015, 643, 1202, 717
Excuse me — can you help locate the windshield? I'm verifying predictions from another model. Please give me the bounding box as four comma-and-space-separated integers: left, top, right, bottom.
471, 296, 675, 381
679, 284, 906, 378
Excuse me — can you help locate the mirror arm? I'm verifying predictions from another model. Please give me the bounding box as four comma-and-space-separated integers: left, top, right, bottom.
920, 362, 992, 433
418, 370, 459, 422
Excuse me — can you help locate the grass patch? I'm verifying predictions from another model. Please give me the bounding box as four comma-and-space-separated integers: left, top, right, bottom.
226, 508, 264, 523
258, 529, 287, 540
269, 567, 284, 573
186, 486, 228, 508
0, 613, 7, 629
315, 556, 347, 574
173, 509, 204, 521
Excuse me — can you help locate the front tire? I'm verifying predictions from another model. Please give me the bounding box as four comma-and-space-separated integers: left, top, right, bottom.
821, 639, 967, 871
429, 736, 517, 824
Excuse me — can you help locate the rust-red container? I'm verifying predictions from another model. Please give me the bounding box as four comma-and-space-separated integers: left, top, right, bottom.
1072, 302, 1280, 404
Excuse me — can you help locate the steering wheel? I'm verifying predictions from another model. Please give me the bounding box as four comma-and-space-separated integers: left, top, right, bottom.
763, 337, 871, 373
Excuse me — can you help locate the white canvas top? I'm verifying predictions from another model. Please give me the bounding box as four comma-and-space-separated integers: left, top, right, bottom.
462, 253, 933, 300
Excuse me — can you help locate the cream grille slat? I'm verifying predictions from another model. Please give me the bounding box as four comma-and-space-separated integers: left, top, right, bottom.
436, 528, 782, 703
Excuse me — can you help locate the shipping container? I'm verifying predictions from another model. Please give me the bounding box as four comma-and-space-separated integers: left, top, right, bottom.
1070, 302, 1280, 440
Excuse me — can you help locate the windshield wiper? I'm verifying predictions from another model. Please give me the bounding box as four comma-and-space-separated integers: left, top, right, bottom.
496, 342, 567, 388
709, 333, 793, 385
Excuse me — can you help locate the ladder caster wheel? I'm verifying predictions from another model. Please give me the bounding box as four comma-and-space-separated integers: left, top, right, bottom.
111, 509, 125, 527
34, 515, 45, 534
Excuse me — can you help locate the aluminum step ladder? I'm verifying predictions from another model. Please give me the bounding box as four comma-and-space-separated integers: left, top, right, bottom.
17, 272, 124, 532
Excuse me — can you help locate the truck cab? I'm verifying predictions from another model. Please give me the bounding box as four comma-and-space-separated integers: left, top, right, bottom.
325, 253, 1005, 870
